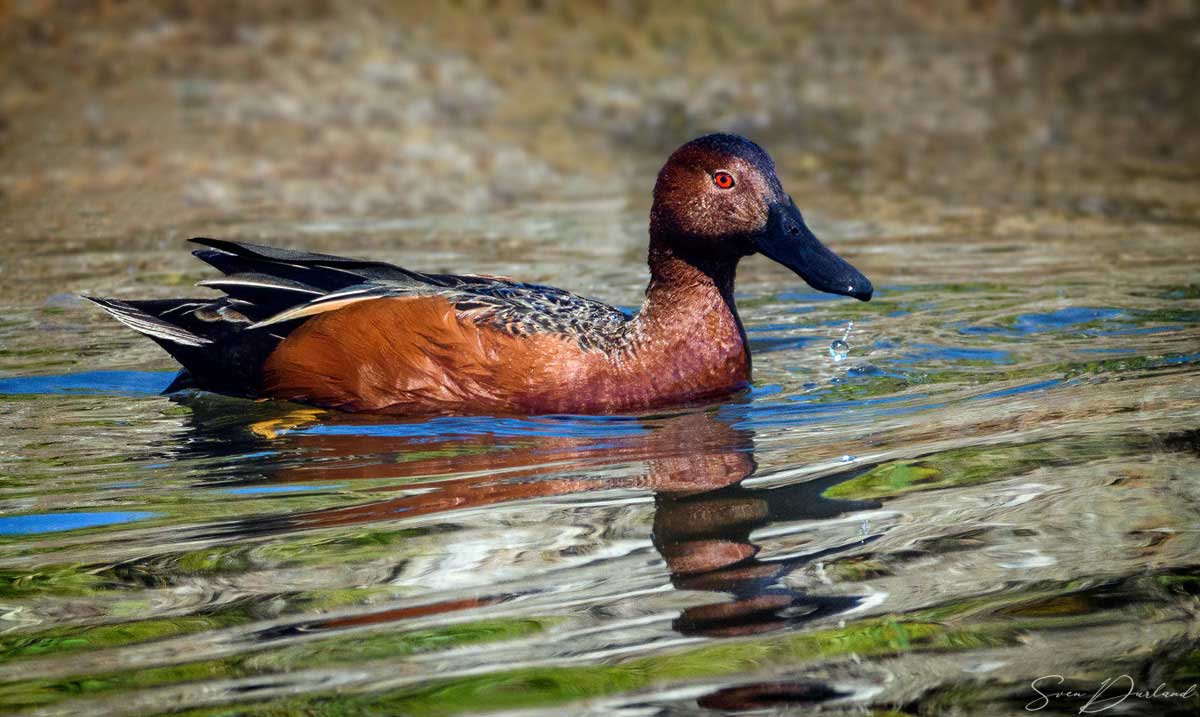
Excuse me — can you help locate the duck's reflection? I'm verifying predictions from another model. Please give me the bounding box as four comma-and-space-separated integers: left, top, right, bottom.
183, 398, 879, 668
655, 469, 878, 638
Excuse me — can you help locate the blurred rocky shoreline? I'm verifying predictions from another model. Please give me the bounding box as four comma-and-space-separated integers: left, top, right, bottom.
1, 1, 1198, 290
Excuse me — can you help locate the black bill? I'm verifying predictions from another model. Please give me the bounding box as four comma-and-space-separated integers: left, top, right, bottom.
755, 197, 873, 301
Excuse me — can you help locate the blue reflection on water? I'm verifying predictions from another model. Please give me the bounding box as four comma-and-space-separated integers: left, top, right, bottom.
896, 343, 1013, 365
1013, 307, 1126, 332
298, 414, 649, 440
0, 371, 175, 395
957, 307, 1140, 337
0, 511, 157, 536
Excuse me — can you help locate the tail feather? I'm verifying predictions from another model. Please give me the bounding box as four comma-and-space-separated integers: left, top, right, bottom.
84, 295, 284, 396
83, 296, 212, 347
87, 238, 453, 398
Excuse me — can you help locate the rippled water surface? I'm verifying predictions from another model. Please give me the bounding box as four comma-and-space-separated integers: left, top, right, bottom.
2, 198, 1198, 716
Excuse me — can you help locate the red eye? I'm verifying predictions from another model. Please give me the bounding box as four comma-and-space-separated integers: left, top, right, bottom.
713, 171, 735, 189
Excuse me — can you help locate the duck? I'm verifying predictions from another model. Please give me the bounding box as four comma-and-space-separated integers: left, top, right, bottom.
87, 134, 872, 415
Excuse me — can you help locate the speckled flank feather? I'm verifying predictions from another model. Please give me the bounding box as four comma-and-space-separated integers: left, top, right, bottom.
255, 273, 633, 352
441, 279, 632, 351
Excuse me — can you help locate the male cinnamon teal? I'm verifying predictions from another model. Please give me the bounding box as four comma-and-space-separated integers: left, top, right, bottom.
88, 134, 872, 415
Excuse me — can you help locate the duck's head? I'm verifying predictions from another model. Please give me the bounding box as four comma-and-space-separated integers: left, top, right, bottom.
650, 133, 872, 301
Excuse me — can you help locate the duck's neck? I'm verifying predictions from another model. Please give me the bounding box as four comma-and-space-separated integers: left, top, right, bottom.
641, 237, 739, 320
629, 235, 751, 383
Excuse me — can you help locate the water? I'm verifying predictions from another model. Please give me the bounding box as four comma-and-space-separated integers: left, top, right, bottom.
2, 4, 1199, 716
1, 205, 1197, 716
829, 322, 853, 362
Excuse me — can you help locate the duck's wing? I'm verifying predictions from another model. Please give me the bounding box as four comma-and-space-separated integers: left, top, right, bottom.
254, 276, 631, 351
188, 237, 445, 317
198, 239, 633, 351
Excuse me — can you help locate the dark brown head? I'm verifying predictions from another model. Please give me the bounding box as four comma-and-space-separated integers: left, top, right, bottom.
651, 134, 872, 301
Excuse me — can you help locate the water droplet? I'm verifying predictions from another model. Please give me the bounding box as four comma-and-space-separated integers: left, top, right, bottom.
829, 321, 854, 362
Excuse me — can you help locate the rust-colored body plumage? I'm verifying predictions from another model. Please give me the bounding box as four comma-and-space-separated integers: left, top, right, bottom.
262, 241, 750, 414
87, 133, 872, 415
